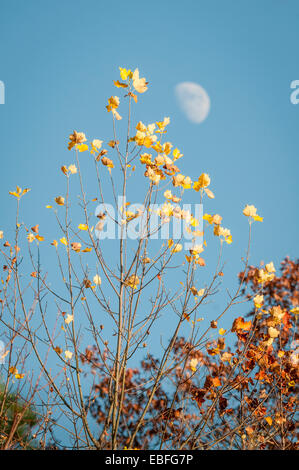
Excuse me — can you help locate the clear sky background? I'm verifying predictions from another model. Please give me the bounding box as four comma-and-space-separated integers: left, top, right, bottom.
1, 0, 298, 334
0, 0, 298, 441
1, 0, 298, 257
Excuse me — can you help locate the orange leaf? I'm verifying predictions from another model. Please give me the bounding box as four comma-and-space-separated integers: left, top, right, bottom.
212, 377, 221, 387
196, 257, 206, 266
31, 225, 39, 234
232, 316, 252, 332
265, 416, 272, 426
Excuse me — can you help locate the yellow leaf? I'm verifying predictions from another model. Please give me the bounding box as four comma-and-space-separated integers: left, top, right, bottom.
225, 235, 233, 244
221, 352, 233, 362
112, 109, 122, 120
172, 147, 183, 160
243, 205, 263, 222
68, 131, 87, 150
253, 294, 264, 309
60, 237, 67, 246
193, 174, 210, 190
64, 350, 73, 360
27, 233, 35, 243
265, 262, 276, 273
93, 274, 102, 285
265, 416, 272, 426
243, 204, 257, 217
9, 186, 30, 198
132, 68, 148, 93
203, 213, 213, 223
268, 326, 280, 338
68, 164, 77, 174
172, 243, 182, 253
65, 314, 74, 324
91, 139, 103, 152
168, 239, 174, 248
107, 96, 120, 110
22, 188, 31, 196
82, 247, 92, 253
125, 274, 140, 289
219, 328, 226, 335
78, 224, 88, 231
77, 143, 89, 152
119, 67, 132, 80
253, 215, 263, 222
290, 307, 299, 315
204, 188, 215, 199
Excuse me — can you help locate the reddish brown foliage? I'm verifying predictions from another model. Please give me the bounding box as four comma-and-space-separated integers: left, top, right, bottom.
83, 257, 298, 450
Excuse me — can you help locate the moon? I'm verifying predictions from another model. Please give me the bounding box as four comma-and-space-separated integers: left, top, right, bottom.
175, 82, 210, 124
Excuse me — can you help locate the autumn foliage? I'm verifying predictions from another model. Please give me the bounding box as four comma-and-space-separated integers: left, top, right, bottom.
83, 257, 298, 450
0, 67, 297, 450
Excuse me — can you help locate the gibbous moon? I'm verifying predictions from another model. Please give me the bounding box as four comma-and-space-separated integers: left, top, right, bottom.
175, 82, 210, 124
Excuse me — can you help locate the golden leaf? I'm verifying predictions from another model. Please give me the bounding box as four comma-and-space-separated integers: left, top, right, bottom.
78, 224, 88, 231
55, 196, 65, 206
113, 80, 128, 88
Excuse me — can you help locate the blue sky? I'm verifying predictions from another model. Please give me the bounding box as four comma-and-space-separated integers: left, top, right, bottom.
0, 1, 298, 436
1, 0, 298, 260
1, 0, 298, 328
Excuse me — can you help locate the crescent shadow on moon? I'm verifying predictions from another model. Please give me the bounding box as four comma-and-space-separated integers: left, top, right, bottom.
175, 82, 210, 124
